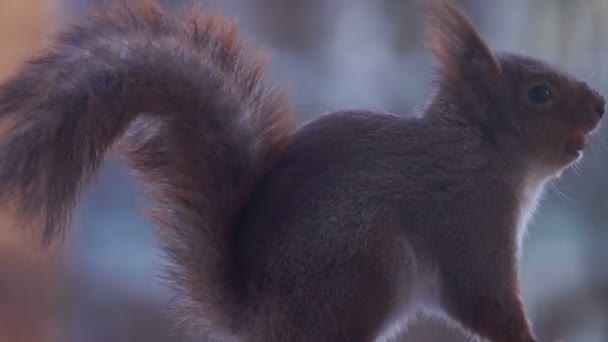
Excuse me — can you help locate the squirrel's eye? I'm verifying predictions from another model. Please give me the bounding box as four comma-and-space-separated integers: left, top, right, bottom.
528, 84, 552, 104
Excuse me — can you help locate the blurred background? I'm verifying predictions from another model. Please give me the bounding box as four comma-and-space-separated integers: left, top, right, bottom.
0, 0, 607, 341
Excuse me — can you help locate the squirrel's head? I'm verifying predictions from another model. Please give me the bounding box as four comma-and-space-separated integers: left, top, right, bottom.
425, 0, 605, 177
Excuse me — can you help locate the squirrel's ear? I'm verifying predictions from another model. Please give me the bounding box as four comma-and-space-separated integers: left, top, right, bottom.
425, 0, 501, 82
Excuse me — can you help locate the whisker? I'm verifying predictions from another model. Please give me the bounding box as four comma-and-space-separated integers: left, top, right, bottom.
588, 138, 601, 160
587, 133, 608, 162
549, 181, 576, 204
596, 137, 608, 157
571, 151, 585, 176
592, 67, 601, 82
571, 162, 582, 176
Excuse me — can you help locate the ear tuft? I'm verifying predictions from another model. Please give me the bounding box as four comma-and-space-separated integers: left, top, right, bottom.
424, 0, 501, 81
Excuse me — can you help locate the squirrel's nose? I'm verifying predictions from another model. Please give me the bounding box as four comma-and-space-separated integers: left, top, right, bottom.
582, 82, 605, 118
595, 96, 605, 118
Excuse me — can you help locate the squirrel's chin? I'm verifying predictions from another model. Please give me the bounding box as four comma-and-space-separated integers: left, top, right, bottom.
562, 150, 583, 166
562, 133, 589, 166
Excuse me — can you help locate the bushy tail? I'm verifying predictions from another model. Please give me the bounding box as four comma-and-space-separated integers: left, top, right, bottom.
0, 0, 295, 335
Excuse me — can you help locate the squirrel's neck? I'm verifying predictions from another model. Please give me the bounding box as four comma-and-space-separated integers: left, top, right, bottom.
421, 97, 551, 251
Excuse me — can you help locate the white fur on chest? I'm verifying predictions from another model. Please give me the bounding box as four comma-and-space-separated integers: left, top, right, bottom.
516, 168, 550, 255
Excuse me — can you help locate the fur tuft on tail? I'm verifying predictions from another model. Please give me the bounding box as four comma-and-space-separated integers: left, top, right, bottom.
0, 0, 295, 335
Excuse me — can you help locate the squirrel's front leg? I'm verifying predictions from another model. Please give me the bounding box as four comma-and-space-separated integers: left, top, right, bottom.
439, 256, 538, 342
453, 291, 537, 342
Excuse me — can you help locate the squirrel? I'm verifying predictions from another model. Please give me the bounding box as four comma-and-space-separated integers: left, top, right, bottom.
0, 0, 604, 341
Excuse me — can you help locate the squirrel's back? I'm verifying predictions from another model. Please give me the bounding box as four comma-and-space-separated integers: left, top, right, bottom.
232, 108, 509, 340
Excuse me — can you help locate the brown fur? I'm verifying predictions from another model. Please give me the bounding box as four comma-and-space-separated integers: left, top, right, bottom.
0, 0, 604, 341
0, 0, 294, 338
